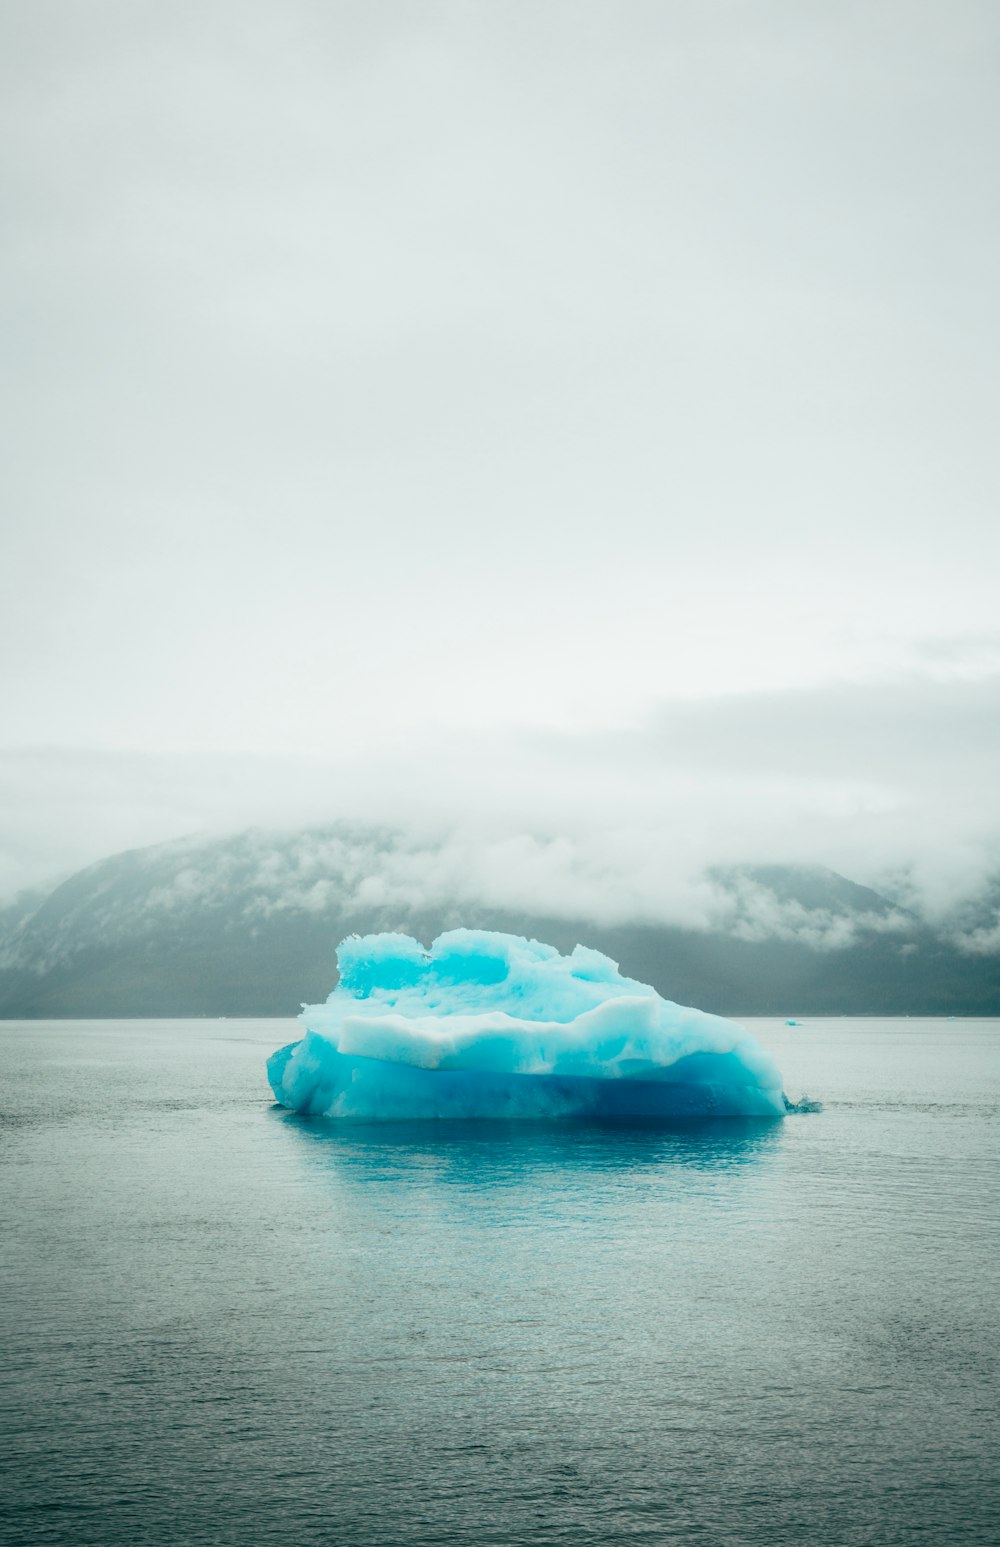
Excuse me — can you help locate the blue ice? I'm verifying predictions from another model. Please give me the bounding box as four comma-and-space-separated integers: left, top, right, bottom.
267, 930, 791, 1121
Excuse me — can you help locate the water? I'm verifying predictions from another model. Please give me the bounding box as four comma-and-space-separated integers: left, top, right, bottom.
1, 1017, 997, 1546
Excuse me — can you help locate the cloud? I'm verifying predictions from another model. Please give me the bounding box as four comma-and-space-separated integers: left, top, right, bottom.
953, 917, 1000, 955
2, 673, 998, 931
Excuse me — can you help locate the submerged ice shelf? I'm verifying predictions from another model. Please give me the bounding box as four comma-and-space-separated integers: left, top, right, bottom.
267, 930, 794, 1121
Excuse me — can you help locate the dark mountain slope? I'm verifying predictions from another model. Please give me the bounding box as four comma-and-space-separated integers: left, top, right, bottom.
0, 827, 997, 1017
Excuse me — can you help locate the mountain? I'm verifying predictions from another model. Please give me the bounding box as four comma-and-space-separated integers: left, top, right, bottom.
0, 825, 997, 1017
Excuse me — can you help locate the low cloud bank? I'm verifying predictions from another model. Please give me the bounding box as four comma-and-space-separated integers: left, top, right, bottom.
2, 675, 999, 951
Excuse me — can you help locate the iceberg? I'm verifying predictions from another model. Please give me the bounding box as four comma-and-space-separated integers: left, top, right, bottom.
267, 930, 793, 1121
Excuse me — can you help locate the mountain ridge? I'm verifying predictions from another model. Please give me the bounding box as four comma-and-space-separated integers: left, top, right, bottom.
1, 825, 997, 1017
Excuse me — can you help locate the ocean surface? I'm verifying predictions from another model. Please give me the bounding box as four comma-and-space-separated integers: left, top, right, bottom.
1, 1016, 997, 1546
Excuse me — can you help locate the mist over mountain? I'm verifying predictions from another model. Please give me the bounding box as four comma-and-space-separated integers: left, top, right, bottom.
1, 824, 997, 1019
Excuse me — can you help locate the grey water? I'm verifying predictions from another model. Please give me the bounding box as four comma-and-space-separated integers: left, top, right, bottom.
1, 1018, 997, 1547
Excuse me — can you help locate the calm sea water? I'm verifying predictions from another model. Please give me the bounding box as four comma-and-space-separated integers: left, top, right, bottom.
1, 1017, 997, 1546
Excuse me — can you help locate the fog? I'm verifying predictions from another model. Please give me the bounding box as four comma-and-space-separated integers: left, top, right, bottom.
4, 673, 998, 932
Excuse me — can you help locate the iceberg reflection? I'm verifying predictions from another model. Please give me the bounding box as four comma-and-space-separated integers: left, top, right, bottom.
272, 1111, 785, 1185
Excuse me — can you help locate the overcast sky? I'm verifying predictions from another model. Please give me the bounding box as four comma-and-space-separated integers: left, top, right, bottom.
2, 1, 999, 906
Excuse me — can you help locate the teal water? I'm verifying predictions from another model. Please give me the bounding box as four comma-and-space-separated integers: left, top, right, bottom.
1, 1017, 997, 1546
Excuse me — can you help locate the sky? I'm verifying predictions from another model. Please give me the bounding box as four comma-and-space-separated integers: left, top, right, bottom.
2, 1, 999, 914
